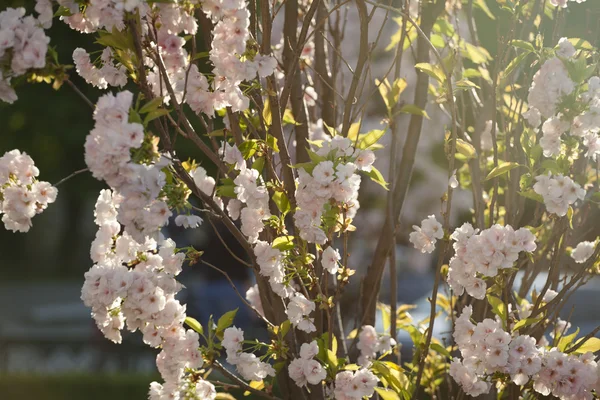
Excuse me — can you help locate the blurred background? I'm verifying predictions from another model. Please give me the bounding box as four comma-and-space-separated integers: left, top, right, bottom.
1, 0, 600, 399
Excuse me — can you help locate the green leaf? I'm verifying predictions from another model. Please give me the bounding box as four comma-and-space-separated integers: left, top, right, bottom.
139, 97, 164, 114
430, 34, 445, 49
485, 162, 523, 181
454, 79, 480, 90
252, 157, 265, 173
415, 63, 445, 83
216, 309, 238, 334
208, 129, 225, 137
519, 190, 544, 203
266, 134, 279, 153
567, 206, 574, 229
510, 40, 535, 53
54, 6, 73, 17
399, 104, 429, 119
262, 98, 272, 126
434, 19, 455, 37
565, 38, 595, 51
558, 328, 579, 352
502, 52, 530, 80
367, 166, 389, 190
272, 191, 290, 214
96, 28, 134, 52
144, 109, 170, 125
358, 129, 386, 149
347, 121, 362, 141
571, 337, 600, 354
374, 388, 401, 400
375, 78, 407, 113
487, 294, 507, 322
216, 184, 236, 198
192, 51, 210, 61
513, 316, 543, 331
242, 380, 264, 396
279, 320, 291, 338
129, 110, 142, 125
455, 139, 476, 160
474, 0, 495, 19
307, 150, 327, 164
430, 343, 451, 358
239, 140, 259, 159
283, 109, 301, 125
462, 42, 492, 65
272, 236, 295, 251
185, 317, 204, 335
387, 18, 417, 52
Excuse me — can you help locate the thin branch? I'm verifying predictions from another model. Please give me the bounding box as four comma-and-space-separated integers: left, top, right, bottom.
201, 260, 273, 327
53, 168, 89, 187
65, 79, 95, 109
212, 361, 282, 400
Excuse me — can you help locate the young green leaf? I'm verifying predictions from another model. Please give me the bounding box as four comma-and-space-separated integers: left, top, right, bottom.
185, 317, 204, 335
272, 235, 295, 251
367, 166, 389, 190
485, 162, 523, 181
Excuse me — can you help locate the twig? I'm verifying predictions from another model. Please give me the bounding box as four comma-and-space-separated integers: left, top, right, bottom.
65, 79, 94, 110
53, 168, 89, 187
201, 260, 273, 327
212, 361, 282, 400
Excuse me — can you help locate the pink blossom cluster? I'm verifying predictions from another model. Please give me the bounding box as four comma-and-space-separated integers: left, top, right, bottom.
253, 240, 291, 298
409, 215, 443, 254
288, 341, 327, 387
203, 0, 276, 111
144, 0, 276, 117
286, 292, 317, 333
571, 240, 596, 263
333, 369, 379, 400
527, 55, 575, 120
234, 168, 270, 243
447, 223, 536, 299
0, 150, 57, 232
84, 91, 173, 241
525, 39, 600, 162
533, 173, 586, 217
172, 165, 219, 229
73, 47, 127, 89
222, 327, 276, 381
356, 325, 396, 367
533, 348, 598, 400
245, 283, 264, 317
451, 306, 599, 399
0, 7, 50, 103
82, 189, 213, 399
294, 137, 375, 244
321, 246, 341, 275
59, 0, 143, 33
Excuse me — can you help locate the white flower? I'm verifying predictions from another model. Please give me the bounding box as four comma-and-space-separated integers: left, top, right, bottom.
175, 214, 203, 229
571, 241, 596, 263
299, 341, 319, 360
449, 169, 459, 189
321, 246, 341, 274
312, 161, 335, 184
303, 359, 326, 385
409, 215, 443, 253
286, 293, 316, 333
354, 149, 375, 171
